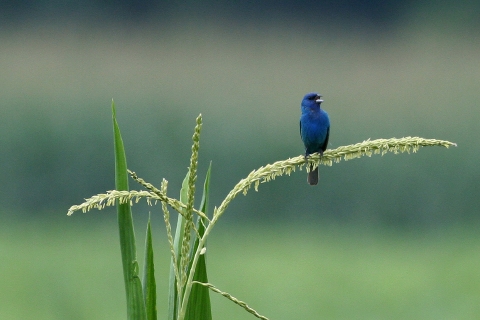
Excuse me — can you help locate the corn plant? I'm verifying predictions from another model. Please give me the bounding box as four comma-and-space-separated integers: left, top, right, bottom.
67, 100, 456, 320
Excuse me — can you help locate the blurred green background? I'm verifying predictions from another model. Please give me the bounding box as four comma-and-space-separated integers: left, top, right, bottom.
1, 1, 479, 319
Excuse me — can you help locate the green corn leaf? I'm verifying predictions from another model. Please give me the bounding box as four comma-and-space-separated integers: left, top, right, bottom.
168, 172, 189, 320
112, 100, 147, 320
185, 162, 212, 320
198, 162, 211, 228
143, 215, 157, 320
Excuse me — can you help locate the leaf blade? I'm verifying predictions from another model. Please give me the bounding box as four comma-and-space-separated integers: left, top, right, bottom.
143, 215, 157, 320
112, 100, 146, 320
168, 172, 189, 320
185, 162, 212, 320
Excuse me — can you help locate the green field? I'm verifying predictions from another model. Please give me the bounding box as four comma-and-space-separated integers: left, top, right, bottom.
0, 21, 478, 319
0, 25, 477, 225
1, 218, 479, 319
1, 24, 477, 229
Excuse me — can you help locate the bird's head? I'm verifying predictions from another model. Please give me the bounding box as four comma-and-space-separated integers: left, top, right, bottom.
302, 92, 323, 109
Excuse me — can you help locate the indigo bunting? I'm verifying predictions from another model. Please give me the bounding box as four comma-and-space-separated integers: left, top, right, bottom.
300, 92, 330, 185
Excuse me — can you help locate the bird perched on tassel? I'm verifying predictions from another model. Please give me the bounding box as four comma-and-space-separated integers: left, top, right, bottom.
300, 92, 330, 185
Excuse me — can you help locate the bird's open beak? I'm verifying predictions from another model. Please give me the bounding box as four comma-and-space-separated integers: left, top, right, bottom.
315, 95, 324, 103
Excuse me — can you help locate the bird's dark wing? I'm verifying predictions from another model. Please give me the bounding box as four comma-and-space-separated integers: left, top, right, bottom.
321, 126, 330, 152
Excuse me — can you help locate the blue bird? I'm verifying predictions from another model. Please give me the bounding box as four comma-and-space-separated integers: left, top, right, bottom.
300, 92, 330, 185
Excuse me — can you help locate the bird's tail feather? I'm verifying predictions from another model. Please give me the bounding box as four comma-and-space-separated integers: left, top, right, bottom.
307, 166, 319, 185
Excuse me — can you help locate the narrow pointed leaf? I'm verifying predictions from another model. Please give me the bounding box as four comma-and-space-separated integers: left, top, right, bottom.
198, 162, 211, 223
112, 100, 147, 320
143, 215, 157, 320
168, 172, 189, 320
185, 163, 212, 320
